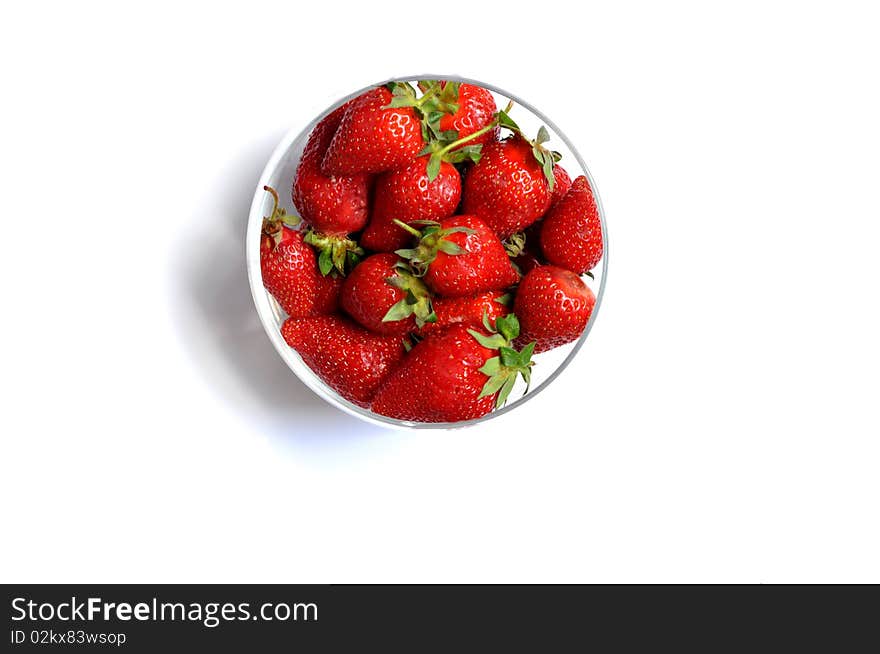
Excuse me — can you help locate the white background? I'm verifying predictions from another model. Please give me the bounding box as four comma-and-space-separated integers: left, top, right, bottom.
1, 1, 878, 583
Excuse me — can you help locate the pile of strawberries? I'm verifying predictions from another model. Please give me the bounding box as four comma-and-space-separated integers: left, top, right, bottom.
260, 79, 603, 423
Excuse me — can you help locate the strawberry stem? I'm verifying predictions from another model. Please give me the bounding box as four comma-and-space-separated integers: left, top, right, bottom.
413, 83, 440, 107
263, 185, 280, 217
392, 219, 424, 239
435, 119, 498, 158
261, 185, 300, 237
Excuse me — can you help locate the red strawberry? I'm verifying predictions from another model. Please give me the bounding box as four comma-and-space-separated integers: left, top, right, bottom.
462, 134, 555, 238
371, 325, 494, 422
540, 175, 603, 274
371, 317, 533, 423
361, 155, 461, 252
396, 214, 519, 298
419, 80, 498, 148
418, 290, 510, 336
340, 253, 434, 336
548, 164, 572, 209
260, 187, 341, 318
281, 314, 406, 408
440, 83, 497, 146
514, 265, 596, 353
292, 101, 371, 236
321, 84, 426, 176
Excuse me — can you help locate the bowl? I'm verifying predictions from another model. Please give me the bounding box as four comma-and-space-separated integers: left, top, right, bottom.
246, 75, 608, 430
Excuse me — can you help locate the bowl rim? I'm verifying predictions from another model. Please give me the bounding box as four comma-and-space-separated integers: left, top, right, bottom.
246, 74, 609, 431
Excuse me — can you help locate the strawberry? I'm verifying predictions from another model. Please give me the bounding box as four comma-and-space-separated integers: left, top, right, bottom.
418, 290, 510, 336
439, 83, 497, 146
396, 214, 519, 298
462, 131, 557, 238
260, 187, 341, 318
539, 175, 603, 274
548, 164, 572, 209
289, 101, 368, 278
371, 317, 534, 423
292, 101, 371, 236
418, 80, 498, 148
360, 155, 461, 252
281, 314, 406, 408
514, 265, 596, 353
371, 325, 494, 422
340, 253, 435, 336
321, 84, 426, 176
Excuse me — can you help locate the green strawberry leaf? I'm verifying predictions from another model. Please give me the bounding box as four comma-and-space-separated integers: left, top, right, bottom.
536, 125, 550, 144
519, 340, 536, 364
385, 275, 410, 291
426, 154, 442, 182
482, 310, 494, 332
383, 298, 414, 323
499, 346, 520, 367
467, 329, 508, 349
496, 375, 518, 408
585, 270, 595, 280
542, 153, 556, 192
424, 111, 447, 141
497, 109, 520, 132
331, 245, 346, 274
494, 293, 512, 306
386, 95, 417, 109
384, 267, 435, 327
437, 240, 465, 255
494, 314, 521, 341
478, 356, 501, 377
471, 314, 536, 408
477, 366, 509, 399
394, 247, 419, 259
304, 229, 363, 276
532, 146, 545, 165
318, 248, 333, 276
521, 366, 532, 393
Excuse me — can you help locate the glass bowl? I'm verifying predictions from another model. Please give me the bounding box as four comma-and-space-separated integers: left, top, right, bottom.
246, 75, 608, 430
